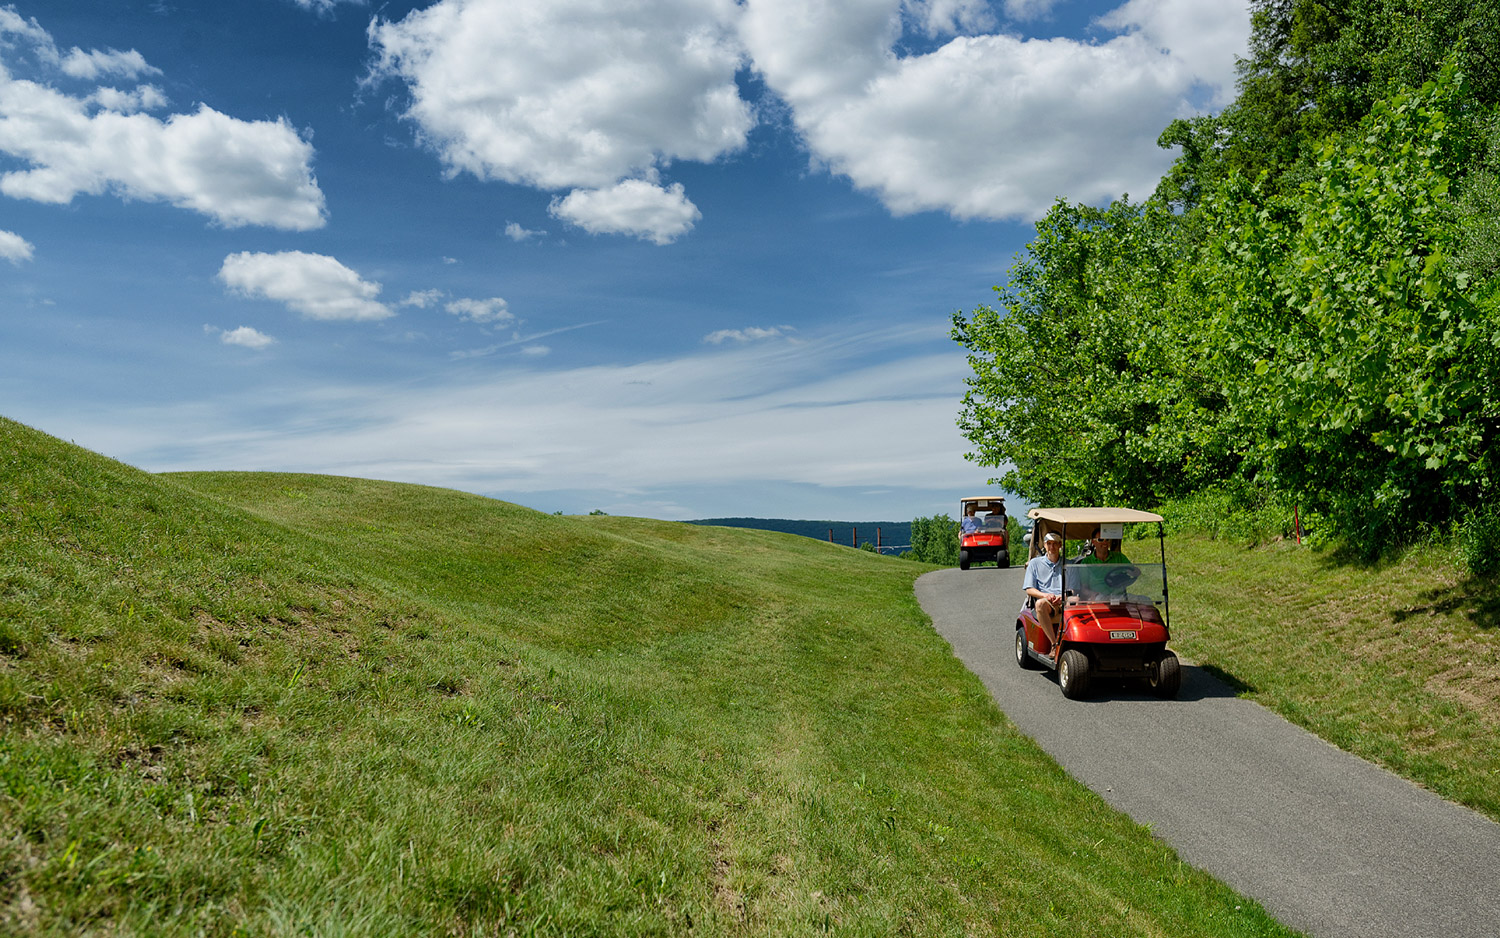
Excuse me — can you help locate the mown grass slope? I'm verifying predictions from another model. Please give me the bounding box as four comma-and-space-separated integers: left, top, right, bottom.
0, 417, 1296, 937
1167, 536, 1500, 821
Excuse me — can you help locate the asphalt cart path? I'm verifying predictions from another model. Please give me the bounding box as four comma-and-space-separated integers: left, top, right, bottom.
916, 565, 1500, 938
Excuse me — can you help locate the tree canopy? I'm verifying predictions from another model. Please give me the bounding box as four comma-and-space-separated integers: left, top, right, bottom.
954, 6, 1500, 552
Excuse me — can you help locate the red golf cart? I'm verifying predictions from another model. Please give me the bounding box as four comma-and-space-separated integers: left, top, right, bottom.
958, 496, 1009, 570
1014, 507, 1180, 700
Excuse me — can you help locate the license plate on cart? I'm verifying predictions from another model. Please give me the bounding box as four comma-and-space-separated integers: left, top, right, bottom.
1109, 630, 1137, 640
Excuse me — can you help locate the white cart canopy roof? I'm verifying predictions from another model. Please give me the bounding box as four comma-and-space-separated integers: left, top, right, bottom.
1026, 507, 1164, 524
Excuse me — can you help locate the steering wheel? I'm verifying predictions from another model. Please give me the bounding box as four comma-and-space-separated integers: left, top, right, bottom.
1103, 565, 1140, 591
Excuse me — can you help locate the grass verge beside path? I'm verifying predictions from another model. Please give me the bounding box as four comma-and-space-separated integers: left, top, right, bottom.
1, 417, 1296, 936
1168, 536, 1500, 821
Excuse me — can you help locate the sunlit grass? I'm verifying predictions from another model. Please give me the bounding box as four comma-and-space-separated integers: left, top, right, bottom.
1, 417, 1296, 936
1168, 535, 1500, 819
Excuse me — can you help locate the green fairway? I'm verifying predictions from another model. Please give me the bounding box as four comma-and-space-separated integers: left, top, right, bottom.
1, 417, 1296, 936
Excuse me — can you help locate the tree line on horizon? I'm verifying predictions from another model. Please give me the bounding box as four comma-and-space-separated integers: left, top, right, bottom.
953, 0, 1500, 565
689, 517, 912, 549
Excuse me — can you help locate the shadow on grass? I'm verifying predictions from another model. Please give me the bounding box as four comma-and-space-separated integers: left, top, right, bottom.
1393, 575, 1500, 630
1195, 663, 1257, 697
1316, 538, 1427, 573
1298, 535, 1500, 629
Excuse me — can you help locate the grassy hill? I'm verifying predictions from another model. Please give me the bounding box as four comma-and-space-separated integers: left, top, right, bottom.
0, 417, 1295, 937
1162, 534, 1500, 821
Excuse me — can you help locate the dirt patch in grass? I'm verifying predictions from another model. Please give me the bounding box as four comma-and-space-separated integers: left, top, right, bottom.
1425, 666, 1500, 725
706, 820, 746, 925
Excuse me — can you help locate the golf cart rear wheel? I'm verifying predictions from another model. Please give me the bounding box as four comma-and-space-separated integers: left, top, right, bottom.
1149, 652, 1182, 699
1058, 649, 1091, 699
958, 550, 970, 570
1015, 626, 1040, 670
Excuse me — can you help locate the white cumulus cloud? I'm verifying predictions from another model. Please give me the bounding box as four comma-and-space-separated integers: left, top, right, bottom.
740, 0, 1251, 220
549, 179, 701, 245
0, 227, 33, 263
368, 0, 752, 190
367, 0, 749, 244
365, 0, 1248, 228
1099, 0, 1246, 98
218, 251, 394, 322
0, 10, 326, 230
219, 326, 277, 350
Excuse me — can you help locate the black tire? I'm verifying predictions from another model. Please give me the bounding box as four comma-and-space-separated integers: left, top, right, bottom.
1058, 649, 1091, 699
999, 552, 1011, 568
958, 550, 970, 571
1149, 652, 1182, 699
1015, 626, 1040, 670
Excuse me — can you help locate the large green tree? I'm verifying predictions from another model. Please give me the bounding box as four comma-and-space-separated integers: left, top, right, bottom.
953, 199, 1225, 508
955, 63, 1500, 547
1200, 66, 1500, 542
1157, 0, 1500, 208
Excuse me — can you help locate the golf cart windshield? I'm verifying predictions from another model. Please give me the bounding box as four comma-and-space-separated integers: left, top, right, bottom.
979, 514, 1007, 532
1067, 561, 1167, 608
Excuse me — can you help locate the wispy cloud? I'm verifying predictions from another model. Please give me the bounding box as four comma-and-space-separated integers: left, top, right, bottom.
504, 221, 544, 242
288, 0, 367, 14
1002, 0, 1060, 22
56, 323, 971, 513
449, 320, 604, 360
704, 325, 795, 344
400, 288, 446, 308
445, 297, 511, 324
57, 46, 161, 81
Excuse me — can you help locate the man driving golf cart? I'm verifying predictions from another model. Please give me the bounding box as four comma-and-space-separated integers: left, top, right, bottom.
957, 496, 1008, 570
1015, 507, 1180, 700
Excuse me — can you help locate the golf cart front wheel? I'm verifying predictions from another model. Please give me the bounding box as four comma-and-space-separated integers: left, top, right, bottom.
1149, 652, 1182, 699
1058, 649, 1091, 699
958, 550, 970, 570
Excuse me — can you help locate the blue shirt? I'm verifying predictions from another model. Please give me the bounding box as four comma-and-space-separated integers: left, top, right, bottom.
1023, 553, 1063, 595
960, 515, 981, 534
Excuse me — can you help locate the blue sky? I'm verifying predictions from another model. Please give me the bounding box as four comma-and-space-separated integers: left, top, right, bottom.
0, 0, 1248, 520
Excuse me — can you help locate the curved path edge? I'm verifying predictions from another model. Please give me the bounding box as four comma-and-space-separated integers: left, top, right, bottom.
916, 566, 1500, 938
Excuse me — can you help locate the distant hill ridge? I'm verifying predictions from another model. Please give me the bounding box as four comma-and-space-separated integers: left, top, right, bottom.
688, 517, 911, 548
